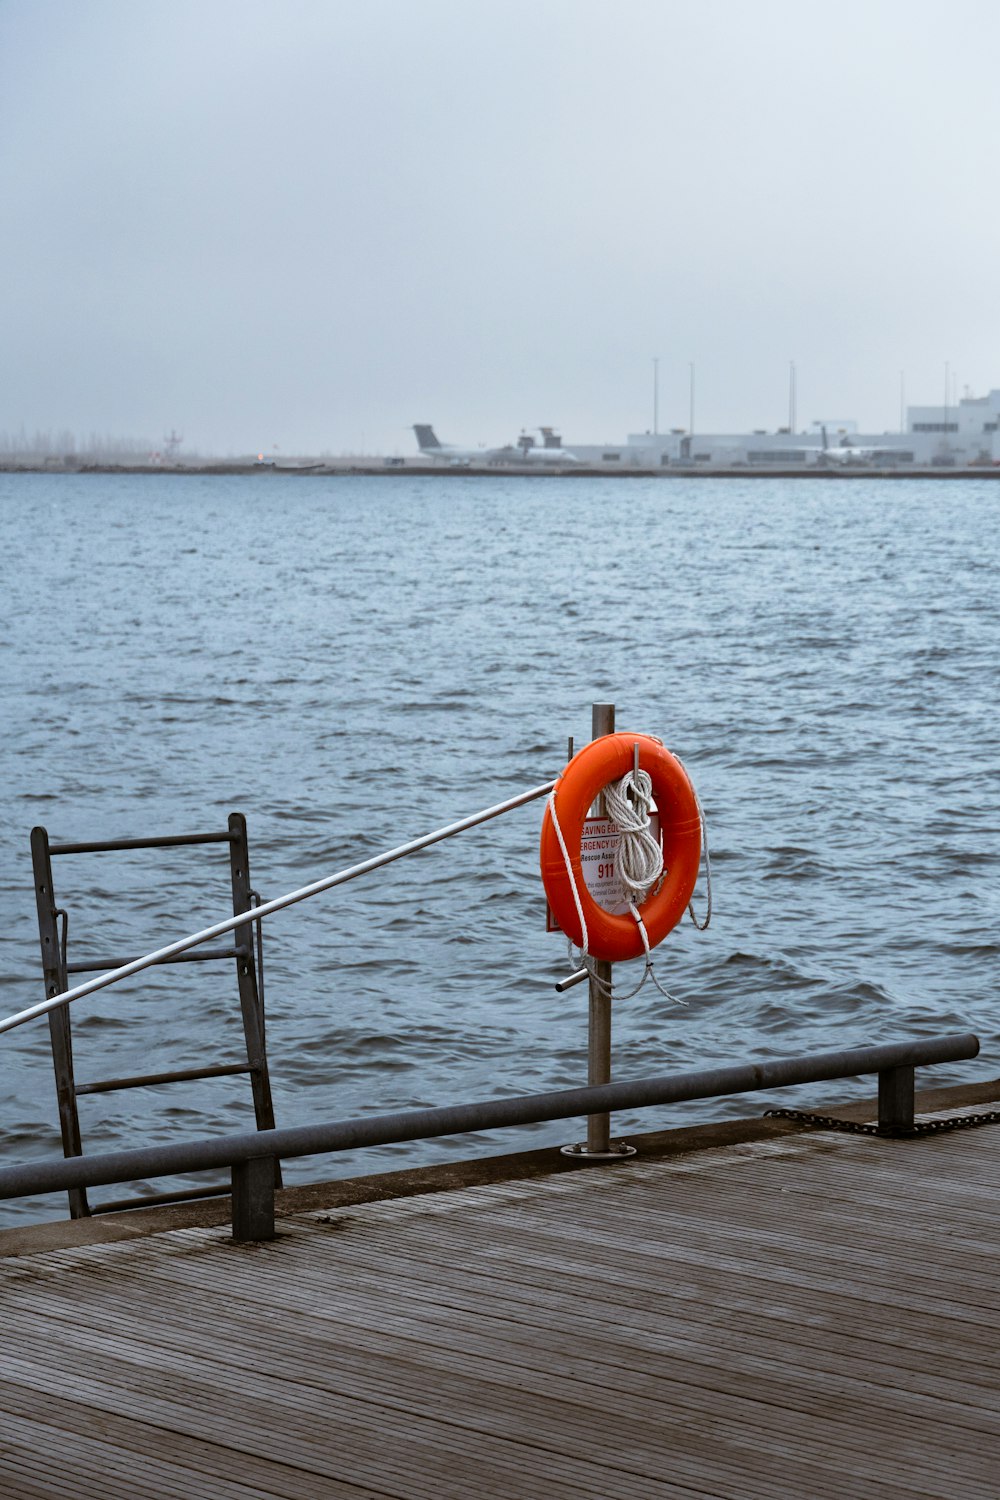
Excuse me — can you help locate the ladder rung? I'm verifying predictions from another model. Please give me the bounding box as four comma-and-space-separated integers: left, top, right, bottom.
49, 830, 236, 855
91, 1182, 232, 1214
65, 945, 249, 973
75, 1063, 252, 1095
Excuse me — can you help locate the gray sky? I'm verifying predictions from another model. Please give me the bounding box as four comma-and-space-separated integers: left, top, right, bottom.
2, 0, 999, 455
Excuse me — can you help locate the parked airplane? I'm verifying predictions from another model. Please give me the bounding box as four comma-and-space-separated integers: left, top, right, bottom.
818, 426, 908, 466
412, 425, 498, 465
818, 427, 870, 464
413, 424, 580, 466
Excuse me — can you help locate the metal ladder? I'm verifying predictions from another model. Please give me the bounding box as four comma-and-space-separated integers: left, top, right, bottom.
30, 812, 280, 1217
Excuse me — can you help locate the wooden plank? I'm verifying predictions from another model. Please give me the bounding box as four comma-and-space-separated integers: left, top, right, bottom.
340, 1203, 1000, 1324
0, 1407, 297, 1500
336, 1199, 999, 1325
87, 1210, 1000, 1371
0, 1448, 131, 1500
371, 1152, 1000, 1260
17, 1255, 1000, 1419
0, 1379, 398, 1500
5, 1230, 977, 1500
0, 1362, 695, 1500
9, 1200, 1000, 1434
70, 1179, 1000, 1328
13, 1224, 995, 1446
0, 1354, 923, 1500
3, 1254, 995, 1500
4, 1117, 1000, 1500
11, 1242, 1000, 1428
17, 1260, 1000, 1422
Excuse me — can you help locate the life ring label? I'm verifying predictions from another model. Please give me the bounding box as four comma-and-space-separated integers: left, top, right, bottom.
546, 811, 661, 927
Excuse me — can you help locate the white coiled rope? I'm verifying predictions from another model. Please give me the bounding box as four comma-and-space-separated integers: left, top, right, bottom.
602, 768, 664, 902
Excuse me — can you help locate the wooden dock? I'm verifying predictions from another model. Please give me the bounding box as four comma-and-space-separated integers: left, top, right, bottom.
2, 1105, 999, 1498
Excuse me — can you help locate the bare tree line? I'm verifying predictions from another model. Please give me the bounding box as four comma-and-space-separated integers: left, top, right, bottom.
0, 428, 156, 461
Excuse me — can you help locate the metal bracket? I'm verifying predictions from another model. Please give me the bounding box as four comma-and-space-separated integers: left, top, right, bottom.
560, 1140, 637, 1161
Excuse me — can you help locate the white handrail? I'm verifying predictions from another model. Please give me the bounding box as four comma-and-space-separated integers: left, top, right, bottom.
0, 780, 557, 1037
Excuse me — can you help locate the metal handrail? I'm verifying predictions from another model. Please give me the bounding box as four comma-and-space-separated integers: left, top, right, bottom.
0, 1035, 980, 1234
0, 779, 557, 1037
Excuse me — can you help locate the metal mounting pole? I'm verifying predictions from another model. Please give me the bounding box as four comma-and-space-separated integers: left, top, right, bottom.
587, 702, 615, 1153
562, 702, 636, 1162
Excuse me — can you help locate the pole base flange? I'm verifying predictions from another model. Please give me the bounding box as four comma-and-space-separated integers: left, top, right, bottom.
559, 1140, 637, 1161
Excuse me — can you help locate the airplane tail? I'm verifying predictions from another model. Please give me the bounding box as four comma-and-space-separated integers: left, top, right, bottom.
413, 424, 441, 451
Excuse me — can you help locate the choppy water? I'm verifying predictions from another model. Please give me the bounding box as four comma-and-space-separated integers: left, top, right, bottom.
1, 472, 998, 1225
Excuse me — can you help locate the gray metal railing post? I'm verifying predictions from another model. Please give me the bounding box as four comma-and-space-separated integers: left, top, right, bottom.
232, 1156, 277, 1242
587, 701, 615, 1154
561, 703, 636, 1161
878, 1064, 915, 1136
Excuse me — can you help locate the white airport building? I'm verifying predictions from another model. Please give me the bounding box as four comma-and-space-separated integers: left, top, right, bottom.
564, 388, 1000, 469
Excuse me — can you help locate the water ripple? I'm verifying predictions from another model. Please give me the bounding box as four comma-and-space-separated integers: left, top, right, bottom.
1, 472, 998, 1223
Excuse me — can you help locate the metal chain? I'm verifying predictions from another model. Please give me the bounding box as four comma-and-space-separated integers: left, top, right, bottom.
763, 1106, 1000, 1137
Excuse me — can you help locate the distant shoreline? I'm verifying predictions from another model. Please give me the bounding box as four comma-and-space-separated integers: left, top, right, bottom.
3, 461, 1000, 481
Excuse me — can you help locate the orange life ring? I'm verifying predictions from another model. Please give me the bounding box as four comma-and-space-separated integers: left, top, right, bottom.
540, 732, 701, 963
